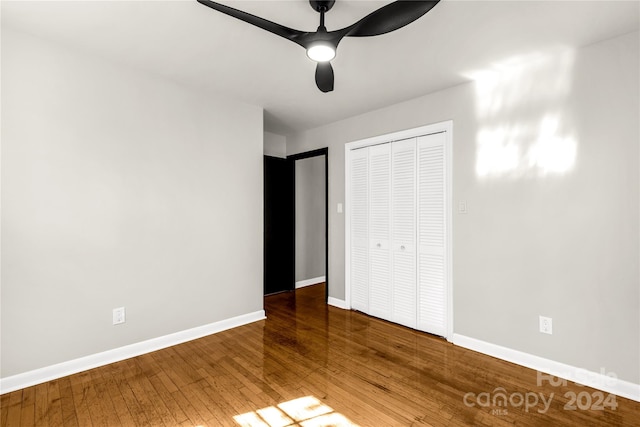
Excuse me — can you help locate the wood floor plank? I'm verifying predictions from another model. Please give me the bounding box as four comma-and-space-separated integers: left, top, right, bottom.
168, 388, 210, 426
137, 376, 176, 426
68, 373, 93, 427
18, 386, 35, 427
299, 378, 401, 427
154, 371, 179, 395
33, 383, 49, 427
98, 366, 137, 426
112, 361, 152, 427
0, 393, 10, 426
2, 283, 640, 426
79, 371, 111, 427
45, 381, 64, 427
4, 389, 22, 427
198, 366, 244, 412
88, 365, 129, 426
157, 350, 226, 425
194, 380, 239, 426
146, 373, 189, 425
56, 377, 79, 427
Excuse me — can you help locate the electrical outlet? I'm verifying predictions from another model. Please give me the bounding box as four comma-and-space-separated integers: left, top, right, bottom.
539, 315, 552, 335
113, 307, 126, 325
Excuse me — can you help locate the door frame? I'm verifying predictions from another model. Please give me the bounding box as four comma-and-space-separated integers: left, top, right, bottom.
288, 148, 329, 303
344, 121, 453, 340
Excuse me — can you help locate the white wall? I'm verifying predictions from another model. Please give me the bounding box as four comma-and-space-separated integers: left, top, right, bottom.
264, 131, 287, 158
286, 32, 639, 384
295, 156, 326, 282
1, 29, 264, 378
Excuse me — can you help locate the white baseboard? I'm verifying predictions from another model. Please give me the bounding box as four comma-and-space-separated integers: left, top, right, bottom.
0, 310, 266, 395
452, 334, 640, 402
295, 276, 326, 289
327, 297, 349, 310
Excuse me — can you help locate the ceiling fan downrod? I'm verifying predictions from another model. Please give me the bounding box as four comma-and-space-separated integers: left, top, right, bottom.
311, 0, 333, 31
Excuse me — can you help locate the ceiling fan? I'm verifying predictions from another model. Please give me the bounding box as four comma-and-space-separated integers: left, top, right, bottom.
197, 0, 440, 93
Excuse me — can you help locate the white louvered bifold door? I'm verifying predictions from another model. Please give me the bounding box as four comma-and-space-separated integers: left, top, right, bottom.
368, 143, 392, 320
349, 147, 370, 313
417, 132, 447, 336
391, 138, 417, 329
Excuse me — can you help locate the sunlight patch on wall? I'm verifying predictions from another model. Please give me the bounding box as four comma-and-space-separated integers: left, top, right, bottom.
233, 396, 360, 427
529, 115, 577, 175
467, 48, 577, 179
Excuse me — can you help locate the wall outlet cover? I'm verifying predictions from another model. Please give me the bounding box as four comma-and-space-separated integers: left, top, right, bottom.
113, 307, 126, 325
539, 315, 552, 335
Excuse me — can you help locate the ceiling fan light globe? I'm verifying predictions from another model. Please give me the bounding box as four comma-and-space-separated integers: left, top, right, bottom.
306, 44, 336, 62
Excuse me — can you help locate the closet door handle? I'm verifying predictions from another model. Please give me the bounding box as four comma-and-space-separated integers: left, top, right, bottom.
401, 245, 405, 250
376, 243, 381, 248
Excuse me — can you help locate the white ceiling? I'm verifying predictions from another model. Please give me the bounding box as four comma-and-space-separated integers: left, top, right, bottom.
3, 0, 639, 135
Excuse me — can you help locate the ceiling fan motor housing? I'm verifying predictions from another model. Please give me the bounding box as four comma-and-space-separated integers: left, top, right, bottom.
310, 0, 336, 13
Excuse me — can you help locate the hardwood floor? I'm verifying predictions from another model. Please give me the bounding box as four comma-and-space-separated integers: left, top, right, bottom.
2, 283, 639, 426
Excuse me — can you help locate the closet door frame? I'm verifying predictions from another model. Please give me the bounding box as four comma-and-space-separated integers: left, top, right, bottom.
345, 120, 453, 340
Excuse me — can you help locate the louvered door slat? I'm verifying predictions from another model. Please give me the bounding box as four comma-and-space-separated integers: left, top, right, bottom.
350, 148, 369, 312
417, 133, 447, 336
391, 138, 417, 329
368, 144, 391, 320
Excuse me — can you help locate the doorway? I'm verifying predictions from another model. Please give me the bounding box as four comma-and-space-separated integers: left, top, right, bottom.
263, 148, 328, 301
263, 156, 294, 295
291, 149, 328, 302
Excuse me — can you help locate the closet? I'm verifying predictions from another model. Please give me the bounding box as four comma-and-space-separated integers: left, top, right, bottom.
346, 122, 451, 337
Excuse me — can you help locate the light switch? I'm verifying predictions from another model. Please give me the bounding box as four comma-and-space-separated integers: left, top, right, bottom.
337, 203, 343, 214
458, 201, 468, 214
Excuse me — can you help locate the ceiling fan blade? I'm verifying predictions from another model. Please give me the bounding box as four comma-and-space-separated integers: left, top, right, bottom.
315, 62, 334, 93
197, 0, 311, 47
344, 0, 440, 37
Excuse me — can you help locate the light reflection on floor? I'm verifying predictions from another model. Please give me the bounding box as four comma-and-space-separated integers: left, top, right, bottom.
233, 396, 359, 427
